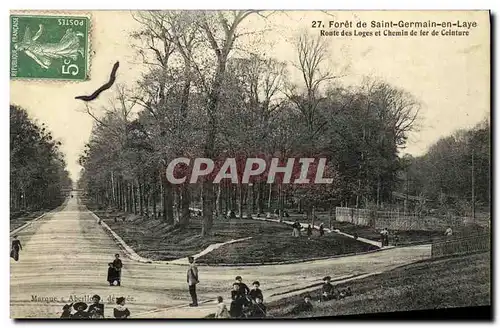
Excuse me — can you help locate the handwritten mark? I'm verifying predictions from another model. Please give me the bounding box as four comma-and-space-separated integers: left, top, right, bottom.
75, 61, 119, 101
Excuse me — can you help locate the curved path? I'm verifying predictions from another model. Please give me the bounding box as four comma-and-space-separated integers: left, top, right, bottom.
10, 194, 431, 318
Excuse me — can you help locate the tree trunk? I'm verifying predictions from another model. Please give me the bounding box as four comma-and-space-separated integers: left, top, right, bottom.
201, 179, 214, 236
238, 184, 243, 219
215, 183, 222, 216
311, 206, 315, 227
251, 183, 255, 215
152, 182, 157, 219
179, 185, 191, 228
256, 182, 264, 214
162, 175, 174, 225
267, 184, 272, 210
278, 184, 283, 222
111, 172, 116, 207
133, 183, 137, 214
138, 181, 144, 216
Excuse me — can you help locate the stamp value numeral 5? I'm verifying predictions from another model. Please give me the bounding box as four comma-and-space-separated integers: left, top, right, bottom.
62, 59, 79, 76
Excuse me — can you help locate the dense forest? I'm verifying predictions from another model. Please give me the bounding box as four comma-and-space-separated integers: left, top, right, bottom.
10, 105, 72, 217
399, 119, 490, 217
78, 11, 489, 236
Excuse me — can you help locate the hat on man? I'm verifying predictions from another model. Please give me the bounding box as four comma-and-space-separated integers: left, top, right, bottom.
73, 302, 88, 311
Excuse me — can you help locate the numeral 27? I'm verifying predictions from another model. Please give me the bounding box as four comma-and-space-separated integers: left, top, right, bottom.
312, 21, 322, 28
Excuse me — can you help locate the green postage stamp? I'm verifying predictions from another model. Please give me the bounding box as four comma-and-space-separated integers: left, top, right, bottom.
10, 14, 90, 81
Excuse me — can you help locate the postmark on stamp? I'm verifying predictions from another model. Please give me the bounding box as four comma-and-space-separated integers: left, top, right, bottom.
10, 14, 90, 81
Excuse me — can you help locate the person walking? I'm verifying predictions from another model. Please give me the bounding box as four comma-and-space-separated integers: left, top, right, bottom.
319, 223, 325, 237
10, 235, 22, 262
112, 254, 123, 286
306, 225, 313, 239
292, 220, 301, 237
187, 256, 199, 307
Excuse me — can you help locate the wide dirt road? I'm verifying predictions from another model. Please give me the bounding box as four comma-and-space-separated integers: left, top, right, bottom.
10, 194, 431, 318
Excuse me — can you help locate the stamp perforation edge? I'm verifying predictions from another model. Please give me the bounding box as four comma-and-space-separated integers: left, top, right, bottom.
10, 10, 93, 83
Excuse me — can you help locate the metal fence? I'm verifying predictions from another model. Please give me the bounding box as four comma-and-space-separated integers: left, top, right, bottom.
335, 206, 485, 231
431, 233, 490, 258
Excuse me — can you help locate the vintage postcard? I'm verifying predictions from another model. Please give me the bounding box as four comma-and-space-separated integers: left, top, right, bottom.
10, 10, 491, 319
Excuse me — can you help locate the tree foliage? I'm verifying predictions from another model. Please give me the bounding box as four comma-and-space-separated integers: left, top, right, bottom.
10, 105, 72, 214
79, 12, 423, 236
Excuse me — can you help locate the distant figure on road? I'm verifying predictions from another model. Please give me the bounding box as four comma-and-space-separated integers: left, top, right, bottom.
380, 228, 389, 246
71, 302, 89, 319
215, 296, 230, 318
187, 256, 199, 307
112, 254, 123, 286
292, 220, 301, 237
445, 227, 453, 237
290, 294, 313, 315
321, 276, 334, 302
10, 235, 22, 261
87, 294, 104, 319
306, 225, 313, 238
319, 223, 325, 237
113, 297, 130, 319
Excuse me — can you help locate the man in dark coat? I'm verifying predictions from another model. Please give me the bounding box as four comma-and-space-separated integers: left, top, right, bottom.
187, 256, 199, 307
112, 254, 123, 286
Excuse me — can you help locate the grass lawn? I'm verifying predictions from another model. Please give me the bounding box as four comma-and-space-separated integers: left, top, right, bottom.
267, 251, 491, 318
281, 211, 490, 245
196, 228, 378, 265
330, 220, 489, 245
90, 207, 377, 263
10, 210, 48, 232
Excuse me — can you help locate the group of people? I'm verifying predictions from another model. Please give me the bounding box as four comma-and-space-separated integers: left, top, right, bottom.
186, 257, 266, 318
293, 220, 325, 238
379, 228, 390, 246
60, 295, 130, 319
290, 276, 353, 316
215, 276, 267, 318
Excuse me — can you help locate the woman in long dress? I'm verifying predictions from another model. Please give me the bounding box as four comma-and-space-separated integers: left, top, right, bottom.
11, 235, 22, 261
